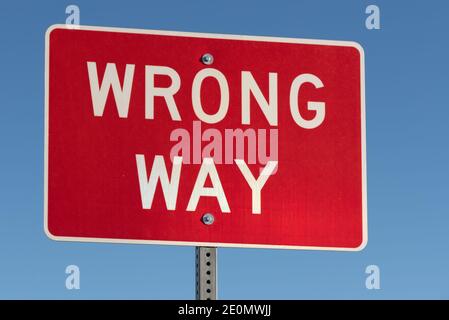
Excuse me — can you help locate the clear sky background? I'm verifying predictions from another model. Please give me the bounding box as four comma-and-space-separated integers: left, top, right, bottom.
0, 0, 448, 299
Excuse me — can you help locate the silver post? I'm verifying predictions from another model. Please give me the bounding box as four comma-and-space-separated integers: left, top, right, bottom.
195, 246, 217, 300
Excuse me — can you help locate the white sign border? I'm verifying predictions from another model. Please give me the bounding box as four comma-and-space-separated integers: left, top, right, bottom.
44, 24, 367, 251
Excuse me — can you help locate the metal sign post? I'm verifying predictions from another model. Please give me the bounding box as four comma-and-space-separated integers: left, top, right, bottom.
196, 247, 217, 300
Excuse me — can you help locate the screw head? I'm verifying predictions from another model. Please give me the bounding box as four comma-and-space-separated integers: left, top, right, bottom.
201, 53, 214, 65
202, 213, 215, 225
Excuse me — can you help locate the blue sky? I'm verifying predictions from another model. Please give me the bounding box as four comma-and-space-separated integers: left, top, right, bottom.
0, 0, 448, 299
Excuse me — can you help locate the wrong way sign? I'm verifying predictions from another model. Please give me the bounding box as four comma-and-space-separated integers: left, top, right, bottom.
44, 25, 367, 250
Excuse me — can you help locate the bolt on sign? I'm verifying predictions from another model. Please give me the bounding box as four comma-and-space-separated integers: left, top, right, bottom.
45, 25, 367, 250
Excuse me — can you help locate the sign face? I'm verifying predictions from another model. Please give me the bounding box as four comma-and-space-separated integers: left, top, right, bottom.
45, 25, 367, 250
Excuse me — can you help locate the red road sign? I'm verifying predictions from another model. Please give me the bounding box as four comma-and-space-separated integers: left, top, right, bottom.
45, 25, 367, 250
